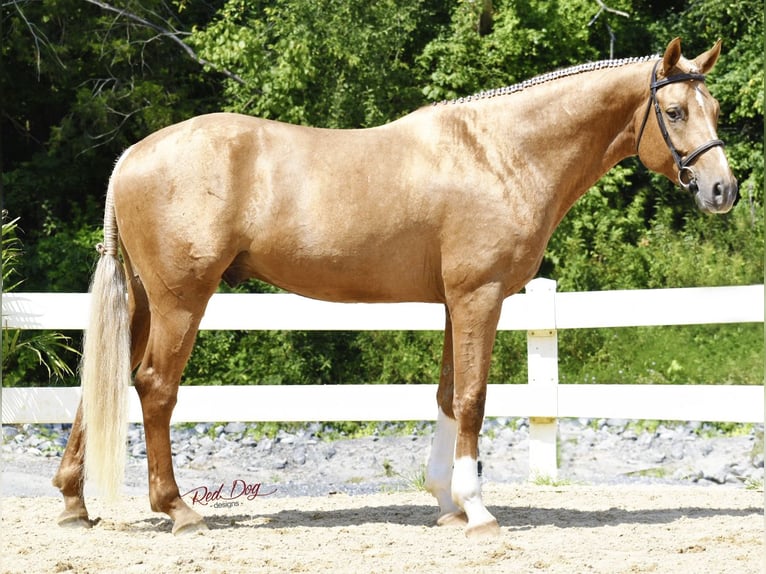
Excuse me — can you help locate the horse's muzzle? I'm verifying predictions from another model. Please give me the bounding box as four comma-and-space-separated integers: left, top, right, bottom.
692, 176, 739, 214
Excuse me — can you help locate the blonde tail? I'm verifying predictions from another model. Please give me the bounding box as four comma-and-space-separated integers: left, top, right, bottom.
81, 165, 131, 502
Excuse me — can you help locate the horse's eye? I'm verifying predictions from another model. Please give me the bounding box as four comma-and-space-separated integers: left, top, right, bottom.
665, 106, 684, 121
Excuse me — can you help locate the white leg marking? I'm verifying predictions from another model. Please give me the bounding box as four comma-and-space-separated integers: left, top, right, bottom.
452, 456, 497, 530
425, 408, 460, 516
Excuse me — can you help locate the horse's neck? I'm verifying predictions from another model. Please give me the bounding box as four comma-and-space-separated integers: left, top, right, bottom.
470, 62, 651, 213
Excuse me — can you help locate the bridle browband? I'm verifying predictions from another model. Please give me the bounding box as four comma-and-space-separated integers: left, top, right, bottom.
636, 60, 725, 192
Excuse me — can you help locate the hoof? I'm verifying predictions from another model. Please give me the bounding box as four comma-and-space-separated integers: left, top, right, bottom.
436, 511, 468, 527
172, 519, 209, 536
465, 519, 500, 538
57, 512, 95, 529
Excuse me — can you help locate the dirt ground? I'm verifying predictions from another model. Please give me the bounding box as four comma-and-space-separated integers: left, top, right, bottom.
1, 483, 763, 574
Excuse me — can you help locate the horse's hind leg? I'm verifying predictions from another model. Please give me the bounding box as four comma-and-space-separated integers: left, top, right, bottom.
425, 309, 463, 524
52, 254, 151, 528
52, 405, 92, 527
134, 293, 212, 534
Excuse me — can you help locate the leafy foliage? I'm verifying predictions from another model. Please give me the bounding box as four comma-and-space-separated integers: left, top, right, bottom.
2, 1, 762, 389
188, 0, 430, 127
2, 212, 80, 386
2, 0, 223, 285
418, 0, 603, 102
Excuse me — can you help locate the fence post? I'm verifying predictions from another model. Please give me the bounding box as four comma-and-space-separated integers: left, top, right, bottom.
525, 278, 559, 480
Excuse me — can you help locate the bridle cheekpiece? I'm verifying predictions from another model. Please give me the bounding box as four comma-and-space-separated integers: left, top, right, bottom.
636, 60, 725, 193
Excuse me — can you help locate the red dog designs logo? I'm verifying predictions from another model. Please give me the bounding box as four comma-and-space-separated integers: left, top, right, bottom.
182, 479, 278, 508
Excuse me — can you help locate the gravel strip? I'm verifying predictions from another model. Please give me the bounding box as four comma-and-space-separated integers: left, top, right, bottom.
2, 418, 763, 499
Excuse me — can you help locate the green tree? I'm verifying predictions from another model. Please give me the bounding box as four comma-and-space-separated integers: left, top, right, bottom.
2, 1, 761, 389
188, 0, 439, 127
2, 0, 225, 289
418, 0, 607, 102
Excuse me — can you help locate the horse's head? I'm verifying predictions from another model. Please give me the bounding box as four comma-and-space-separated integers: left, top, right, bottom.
636, 38, 738, 214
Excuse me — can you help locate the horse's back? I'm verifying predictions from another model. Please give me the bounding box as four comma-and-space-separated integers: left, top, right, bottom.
110, 112, 457, 302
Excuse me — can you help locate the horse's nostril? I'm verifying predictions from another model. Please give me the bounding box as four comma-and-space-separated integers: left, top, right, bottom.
713, 182, 724, 198
688, 180, 699, 195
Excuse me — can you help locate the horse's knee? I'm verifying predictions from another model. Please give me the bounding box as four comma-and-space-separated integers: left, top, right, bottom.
453, 385, 487, 415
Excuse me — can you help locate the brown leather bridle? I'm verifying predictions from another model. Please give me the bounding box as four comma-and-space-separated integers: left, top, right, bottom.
636, 60, 725, 193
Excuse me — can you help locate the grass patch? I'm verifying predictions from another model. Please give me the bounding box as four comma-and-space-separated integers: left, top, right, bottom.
530, 473, 572, 487
382, 459, 396, 477
624, 467, 668, 479
403, 465, 427, 491
379, 464, 428, 493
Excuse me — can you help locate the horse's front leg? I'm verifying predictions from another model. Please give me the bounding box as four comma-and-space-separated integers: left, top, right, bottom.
444, 285, 502, 537
425, 308, 463, 522
52, 404, 93, 527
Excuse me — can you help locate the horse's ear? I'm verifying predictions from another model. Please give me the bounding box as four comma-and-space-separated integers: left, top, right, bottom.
693, 39, 722, 74
661, 37, 682, 75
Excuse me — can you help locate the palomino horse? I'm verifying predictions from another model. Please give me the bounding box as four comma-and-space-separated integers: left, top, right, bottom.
54, 38, 737, 536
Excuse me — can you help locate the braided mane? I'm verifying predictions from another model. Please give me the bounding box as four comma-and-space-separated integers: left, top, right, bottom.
434, 55, 658, 106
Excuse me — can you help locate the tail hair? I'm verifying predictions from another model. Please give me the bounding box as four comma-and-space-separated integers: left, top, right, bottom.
80, 170, 130, 502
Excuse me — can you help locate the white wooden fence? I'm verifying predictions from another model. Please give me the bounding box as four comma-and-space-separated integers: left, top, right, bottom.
2, 278, 763, 478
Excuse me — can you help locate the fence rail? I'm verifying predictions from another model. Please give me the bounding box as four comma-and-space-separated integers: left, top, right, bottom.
2, 279, 763, 478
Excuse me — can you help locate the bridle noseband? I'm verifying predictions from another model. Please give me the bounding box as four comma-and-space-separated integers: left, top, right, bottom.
636, 60, 725, 192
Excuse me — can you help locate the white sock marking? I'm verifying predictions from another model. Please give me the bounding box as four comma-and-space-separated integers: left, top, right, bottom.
425, 408, 459, 514
452, 456, 496, 527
